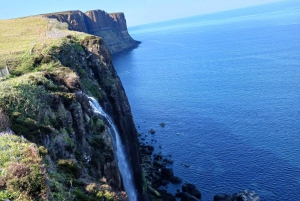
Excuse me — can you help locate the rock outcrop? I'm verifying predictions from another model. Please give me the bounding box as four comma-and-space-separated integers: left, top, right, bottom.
42, 10, 140, 54
214, 190, 260, 201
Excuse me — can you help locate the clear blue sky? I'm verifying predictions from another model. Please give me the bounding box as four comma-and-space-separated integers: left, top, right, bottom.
0, 0, 293, 26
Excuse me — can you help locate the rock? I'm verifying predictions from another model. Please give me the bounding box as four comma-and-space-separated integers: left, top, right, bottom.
159, 122, 165, 127
140, 145, 154, 155
149, 128, 156, 134
153, 154, 163, 161
158, 189, 176, 201
153, 160, 164, 168
182, 183, 201, 199
170, 176, 182, 184
214, 193, 232, 201
163, 158, 174, 164
161, 179, 170, 186
180, 192, 198, 201
176, 192, 184, 197
232, 190, 260, 201
161, 167, 174, 179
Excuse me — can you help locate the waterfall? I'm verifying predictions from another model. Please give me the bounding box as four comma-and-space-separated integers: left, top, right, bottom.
88, 97, 137, 201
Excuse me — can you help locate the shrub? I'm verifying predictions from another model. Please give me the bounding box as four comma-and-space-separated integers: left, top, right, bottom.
0, 135, 48, 200
38, 146, 48, 157
57, 159, 80, 177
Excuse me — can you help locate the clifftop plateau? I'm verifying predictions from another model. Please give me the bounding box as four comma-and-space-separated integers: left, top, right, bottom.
42, 10, 140, 55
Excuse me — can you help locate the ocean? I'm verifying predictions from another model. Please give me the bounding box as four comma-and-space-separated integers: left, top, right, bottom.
113, 5, 300, 201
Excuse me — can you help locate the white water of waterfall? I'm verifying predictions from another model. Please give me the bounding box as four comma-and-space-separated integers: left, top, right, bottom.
88, 97, 137, 201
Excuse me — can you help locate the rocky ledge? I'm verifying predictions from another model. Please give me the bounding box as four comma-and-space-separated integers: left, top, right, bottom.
42, 10, 140, 55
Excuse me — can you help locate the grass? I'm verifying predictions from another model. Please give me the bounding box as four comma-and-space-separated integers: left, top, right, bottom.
0, 17, 47, 68
0, 72, 55, 120
0, 16, 87, 70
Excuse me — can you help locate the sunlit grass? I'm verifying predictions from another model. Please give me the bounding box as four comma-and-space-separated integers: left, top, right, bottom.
0, 16, 87, 70
0, 17, 47, 67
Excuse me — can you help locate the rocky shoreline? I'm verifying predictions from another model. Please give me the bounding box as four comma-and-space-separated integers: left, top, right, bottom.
139, 124, 260, 201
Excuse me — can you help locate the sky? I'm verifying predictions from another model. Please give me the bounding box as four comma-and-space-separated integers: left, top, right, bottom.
0, 0, 294, 26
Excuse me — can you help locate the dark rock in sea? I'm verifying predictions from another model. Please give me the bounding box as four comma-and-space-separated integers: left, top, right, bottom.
159, 122, 166, 127
161, 179, 170, 186
214, 193, 232, 201
180, 192, 199, 201
153, 160, 164, 168
153, 154, 163, 161
182, 183, 201, 199
176, 192, 184, 198
161, 167, 174, 179
163, 158, 174, 164
170, 176, 182, 184
140, 145, 154, 155
232, 190, 260, 201
158, 189, 176, 201
149, 128, 156, 134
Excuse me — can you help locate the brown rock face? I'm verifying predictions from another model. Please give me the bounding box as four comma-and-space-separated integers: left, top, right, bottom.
43, 9, 140, 54
85, 10, 114, 32
44, 10, 88, 32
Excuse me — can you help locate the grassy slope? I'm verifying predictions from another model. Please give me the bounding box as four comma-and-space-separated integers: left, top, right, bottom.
0, 16, 85, 69
0, 17, 47, 68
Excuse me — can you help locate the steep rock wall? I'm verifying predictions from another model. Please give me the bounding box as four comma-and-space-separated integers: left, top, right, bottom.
79, 36, 145, 200
43, 10, 140, 55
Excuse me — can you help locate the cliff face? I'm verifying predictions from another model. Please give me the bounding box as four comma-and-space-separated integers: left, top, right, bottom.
43, 10, 140, 55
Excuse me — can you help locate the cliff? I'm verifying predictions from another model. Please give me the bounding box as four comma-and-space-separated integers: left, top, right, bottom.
0, 15, 145, 200
42, 10, 140, 55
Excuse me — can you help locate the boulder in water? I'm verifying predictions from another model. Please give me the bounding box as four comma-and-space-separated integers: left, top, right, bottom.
161, 167, 174, 179
180, 192, 199, 201
149, 128, 156, 134
232, 190, 260, 201
214, 193, 232, 201
170, 176, 182, 184
182, 183, 201, 199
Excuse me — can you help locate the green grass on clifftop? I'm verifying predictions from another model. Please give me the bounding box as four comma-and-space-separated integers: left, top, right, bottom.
0, 16, 85, 70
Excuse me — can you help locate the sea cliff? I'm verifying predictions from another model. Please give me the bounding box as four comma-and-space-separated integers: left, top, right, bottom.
0, 13, 145, 200
42, 10, 140, 55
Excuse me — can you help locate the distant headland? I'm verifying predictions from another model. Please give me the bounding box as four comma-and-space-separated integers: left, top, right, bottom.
42, 9, 140, 55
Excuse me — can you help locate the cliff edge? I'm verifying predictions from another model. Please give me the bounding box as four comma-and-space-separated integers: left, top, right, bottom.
42, 10, 140, 55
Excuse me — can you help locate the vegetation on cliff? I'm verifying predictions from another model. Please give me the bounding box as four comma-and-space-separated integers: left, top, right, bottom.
0, 15, 142, 200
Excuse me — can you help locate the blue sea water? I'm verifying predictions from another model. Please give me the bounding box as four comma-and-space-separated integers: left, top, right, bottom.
113, 6, 300, 201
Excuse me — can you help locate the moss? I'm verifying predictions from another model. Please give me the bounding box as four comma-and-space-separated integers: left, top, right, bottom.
89, 135, 105, 149
82, 79, 103, 100
90, 116, 105, 133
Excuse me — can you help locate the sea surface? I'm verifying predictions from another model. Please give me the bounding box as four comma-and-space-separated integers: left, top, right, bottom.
113, 5, 300, 201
